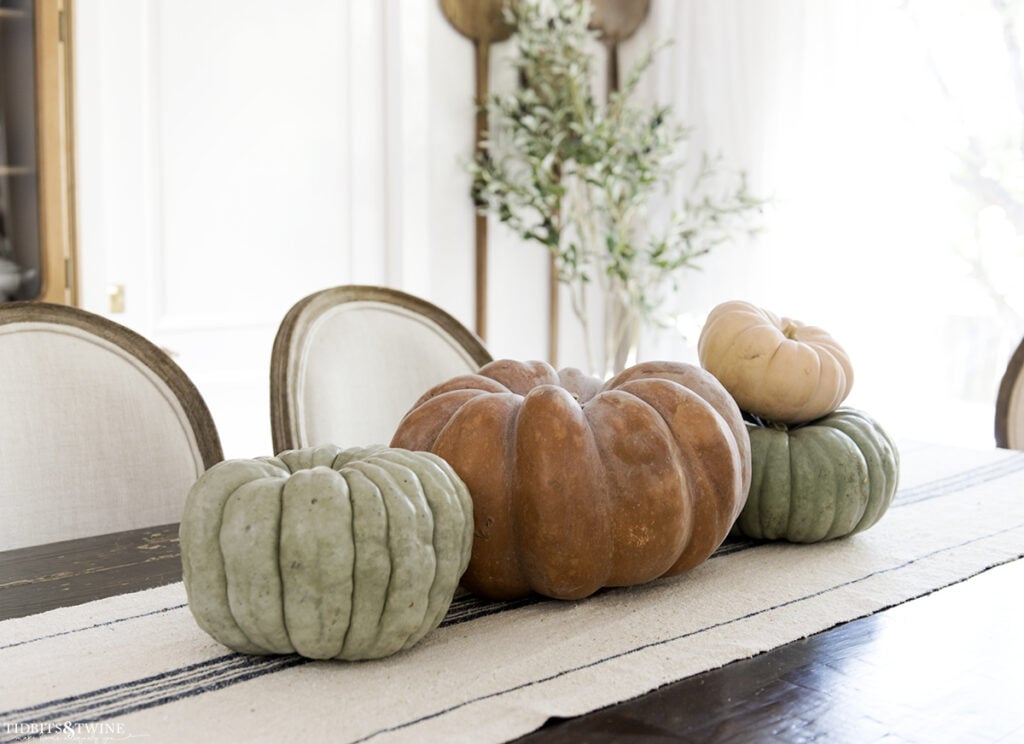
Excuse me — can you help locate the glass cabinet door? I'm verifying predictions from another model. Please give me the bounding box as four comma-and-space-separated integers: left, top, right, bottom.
0, 0, 74, 304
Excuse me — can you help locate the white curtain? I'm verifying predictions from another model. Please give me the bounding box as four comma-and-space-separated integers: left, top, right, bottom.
625, 0, 1024, 448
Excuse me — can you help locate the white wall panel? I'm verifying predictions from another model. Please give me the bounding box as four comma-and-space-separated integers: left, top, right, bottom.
154, 0, 351, 327
74, 0, 362, 458
384, 0, 430, 298
72, 0, 553, 459
425, 3, 476, 335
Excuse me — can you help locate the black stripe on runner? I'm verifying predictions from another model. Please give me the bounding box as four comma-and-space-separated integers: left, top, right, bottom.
0, 654, 306, 744
894, 452, 1024, 506
0, 604, 188, 653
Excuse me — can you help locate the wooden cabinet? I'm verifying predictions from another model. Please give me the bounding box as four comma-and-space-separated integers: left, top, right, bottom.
0, 0, 75, 304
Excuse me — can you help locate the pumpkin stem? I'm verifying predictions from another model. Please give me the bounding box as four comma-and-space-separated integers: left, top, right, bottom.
743, 411, 790, 432
781, 319, 799, 339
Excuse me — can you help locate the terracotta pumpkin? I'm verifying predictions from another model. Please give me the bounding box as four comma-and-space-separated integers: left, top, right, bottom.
390, 359, 751, 601
698, 300, 853, 424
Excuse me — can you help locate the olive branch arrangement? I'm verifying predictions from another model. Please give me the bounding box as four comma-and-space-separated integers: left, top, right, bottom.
470, 0, 764, 375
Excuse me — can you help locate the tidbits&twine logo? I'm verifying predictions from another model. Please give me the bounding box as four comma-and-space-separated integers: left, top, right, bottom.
2, 720, 147, 741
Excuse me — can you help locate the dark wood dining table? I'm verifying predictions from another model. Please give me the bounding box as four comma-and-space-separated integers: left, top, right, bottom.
2, 523, 1022, 742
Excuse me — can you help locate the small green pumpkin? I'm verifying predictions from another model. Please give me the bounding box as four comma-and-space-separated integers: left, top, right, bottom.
179, 444, 473, 660
734, 408, 899, 542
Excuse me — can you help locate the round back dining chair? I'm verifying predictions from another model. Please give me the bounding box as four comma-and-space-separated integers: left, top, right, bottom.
270, 285, 492, 453
0, 302, 223, 550
995, 335, 1024, 449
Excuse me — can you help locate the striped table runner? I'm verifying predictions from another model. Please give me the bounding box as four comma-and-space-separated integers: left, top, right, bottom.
2, 441, 1023, 743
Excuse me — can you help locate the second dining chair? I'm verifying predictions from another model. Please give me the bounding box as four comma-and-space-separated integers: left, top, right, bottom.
0, 302, 223, 551
270, 285, 492, 453
996, 334, 1024, 449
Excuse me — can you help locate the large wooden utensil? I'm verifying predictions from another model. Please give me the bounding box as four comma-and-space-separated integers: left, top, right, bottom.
440, 0, 514, 342
590, 0, 651, 93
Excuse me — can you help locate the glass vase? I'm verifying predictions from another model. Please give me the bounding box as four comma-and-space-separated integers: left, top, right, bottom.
599, 282, 641, 380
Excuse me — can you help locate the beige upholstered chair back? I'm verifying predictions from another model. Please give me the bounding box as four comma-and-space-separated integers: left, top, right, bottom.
271, 285, 492, 453
0, 302, 223, 550
996, 336, 1024, 449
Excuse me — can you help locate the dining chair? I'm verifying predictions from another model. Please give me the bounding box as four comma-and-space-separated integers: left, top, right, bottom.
995, 335, 1024, 449
270, 285, 492, 453
0, 302, 223, 550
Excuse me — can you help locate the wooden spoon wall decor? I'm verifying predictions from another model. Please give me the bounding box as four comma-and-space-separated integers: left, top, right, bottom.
440, 0, 514, 343
590, 0, 651, 94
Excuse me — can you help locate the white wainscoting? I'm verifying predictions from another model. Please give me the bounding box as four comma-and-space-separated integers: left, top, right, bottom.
72, 0, 560, 459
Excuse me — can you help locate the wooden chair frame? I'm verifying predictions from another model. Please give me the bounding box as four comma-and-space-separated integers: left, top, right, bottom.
995, 335, 1024, 449
0, 301, 223, 468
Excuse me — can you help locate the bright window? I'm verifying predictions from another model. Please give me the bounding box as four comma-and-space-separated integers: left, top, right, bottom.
636, 0, 1024, 449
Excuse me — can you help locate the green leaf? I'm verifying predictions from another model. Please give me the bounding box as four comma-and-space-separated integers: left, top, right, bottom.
462, 0, 765, 327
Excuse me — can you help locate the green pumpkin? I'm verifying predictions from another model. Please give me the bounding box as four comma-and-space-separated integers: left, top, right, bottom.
734, 408, 899, 543
179, 444, 473, 660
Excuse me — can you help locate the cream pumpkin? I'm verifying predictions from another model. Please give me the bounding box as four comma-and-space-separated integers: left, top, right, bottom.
698, 300, 853, 424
